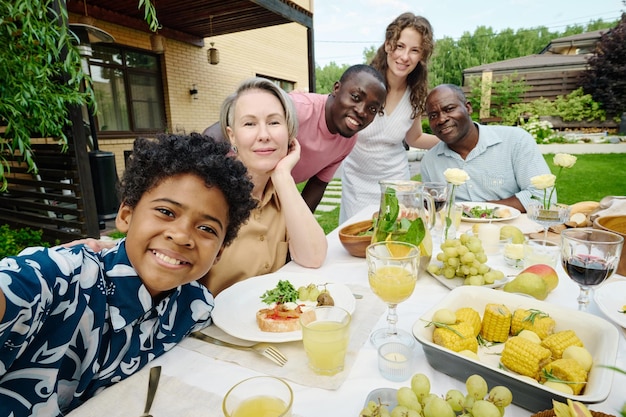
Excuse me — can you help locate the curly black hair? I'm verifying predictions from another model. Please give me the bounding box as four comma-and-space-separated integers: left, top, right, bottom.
118, 133, 256, 246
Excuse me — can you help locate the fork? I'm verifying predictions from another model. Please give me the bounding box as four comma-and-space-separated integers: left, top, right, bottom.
189, 331, 288, 366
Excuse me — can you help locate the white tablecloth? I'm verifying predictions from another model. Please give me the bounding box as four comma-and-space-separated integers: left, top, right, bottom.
70, 205, 626, 417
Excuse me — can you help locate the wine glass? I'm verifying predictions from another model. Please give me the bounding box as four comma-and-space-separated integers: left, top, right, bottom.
423, 182, 448, 214
366, 241, 420, 347
423, 182, 449, 242
560, 228, 624, 311
527, 202, 569, 239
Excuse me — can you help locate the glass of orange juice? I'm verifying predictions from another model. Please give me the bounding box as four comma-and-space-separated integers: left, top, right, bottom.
299, 306, 351, 376
222, 376, 292, 417
366, 241, 419, 348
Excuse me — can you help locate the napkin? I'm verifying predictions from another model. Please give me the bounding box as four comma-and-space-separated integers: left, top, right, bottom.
66, 367, 223, 417
178, 284, 386, 390
592, 198, 626, 219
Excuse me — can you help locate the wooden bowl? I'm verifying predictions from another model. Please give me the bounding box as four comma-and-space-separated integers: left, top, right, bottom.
338, 219, 374, 258
593, 215, 626, 276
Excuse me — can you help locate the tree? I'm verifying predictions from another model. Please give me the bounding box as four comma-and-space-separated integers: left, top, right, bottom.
362, 45, 376, 64
315, 62, 350, 94
0, 0, 158, 191
581, 13, 626, 118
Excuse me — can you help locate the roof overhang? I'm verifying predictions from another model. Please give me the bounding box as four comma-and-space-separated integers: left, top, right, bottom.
463, 54, 590, 76
66, 0, 313, 47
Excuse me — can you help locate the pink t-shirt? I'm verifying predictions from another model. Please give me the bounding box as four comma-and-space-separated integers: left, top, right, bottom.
289, 92, 358, 184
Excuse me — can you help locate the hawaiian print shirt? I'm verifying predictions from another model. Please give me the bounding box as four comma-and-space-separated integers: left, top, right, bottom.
0, 240, 214, 416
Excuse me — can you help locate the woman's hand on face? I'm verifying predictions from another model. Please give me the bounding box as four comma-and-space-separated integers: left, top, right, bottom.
272, 138, 301, 175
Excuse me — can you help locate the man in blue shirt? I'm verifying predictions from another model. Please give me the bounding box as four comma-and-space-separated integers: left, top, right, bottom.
421, 84, 553, 213
0, 134, 256, 416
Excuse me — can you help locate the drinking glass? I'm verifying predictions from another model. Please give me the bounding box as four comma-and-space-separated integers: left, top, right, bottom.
366, 241, 420, 347
222, 376, 293, 417
300, 306, 351, 376
527, 202, 569, 239
423, 182, 448, 214
560, 228, 624, 311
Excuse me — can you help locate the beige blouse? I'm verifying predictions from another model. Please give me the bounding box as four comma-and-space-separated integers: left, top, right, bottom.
204, 180, 289, 296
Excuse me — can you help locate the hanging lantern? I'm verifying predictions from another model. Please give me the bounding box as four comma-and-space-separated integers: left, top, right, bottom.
208, 42, 219, 65
207, 16, 219, 65
151, 33, 166, 54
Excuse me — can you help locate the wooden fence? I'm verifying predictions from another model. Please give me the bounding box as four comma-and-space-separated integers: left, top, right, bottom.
0, 107, 104, 244
465, 69, 618, 129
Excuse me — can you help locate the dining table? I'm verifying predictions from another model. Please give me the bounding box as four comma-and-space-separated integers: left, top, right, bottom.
69, 205, 626, 417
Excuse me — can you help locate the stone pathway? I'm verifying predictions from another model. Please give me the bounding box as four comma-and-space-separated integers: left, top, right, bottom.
315, 179, 342, 217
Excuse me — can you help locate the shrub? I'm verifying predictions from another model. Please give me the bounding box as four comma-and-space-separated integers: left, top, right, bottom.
0, 224, 50, 259
421, 118, 432, 134
521, 116, 559, 143
581, 14, 626, 118
467, 74, 528, 121
502, 88, 607, 125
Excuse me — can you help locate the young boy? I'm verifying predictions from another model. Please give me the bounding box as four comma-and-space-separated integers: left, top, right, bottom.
0, 133, 256, 416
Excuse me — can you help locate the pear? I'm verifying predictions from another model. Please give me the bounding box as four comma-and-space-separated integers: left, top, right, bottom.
567, 399, 593, 417
519, 264, 559, 292
503, 272, 549, 300
500, 225, 525, 244
552, 400, 571, 417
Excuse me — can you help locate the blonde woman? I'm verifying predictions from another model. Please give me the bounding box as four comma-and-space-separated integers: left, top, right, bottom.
202, 77, 327, 295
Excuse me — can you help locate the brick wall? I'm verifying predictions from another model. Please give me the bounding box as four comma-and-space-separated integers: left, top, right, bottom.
71, 14, 310, 176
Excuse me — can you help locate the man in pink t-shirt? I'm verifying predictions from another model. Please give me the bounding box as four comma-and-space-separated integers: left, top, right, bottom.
203, 65, 386, 212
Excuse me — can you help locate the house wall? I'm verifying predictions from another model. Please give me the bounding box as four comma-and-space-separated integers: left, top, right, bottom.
69, 14, 310, 176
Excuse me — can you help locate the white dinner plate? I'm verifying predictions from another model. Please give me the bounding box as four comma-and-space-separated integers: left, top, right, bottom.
594, 280, 626, 328
459, 202, 521, 223
212, 271, 356, 343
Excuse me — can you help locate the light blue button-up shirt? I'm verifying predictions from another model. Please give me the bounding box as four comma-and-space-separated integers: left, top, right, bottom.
420, 123, 554, 211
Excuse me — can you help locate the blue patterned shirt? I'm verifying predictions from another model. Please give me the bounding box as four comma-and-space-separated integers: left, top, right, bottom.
0, 240, 214, 416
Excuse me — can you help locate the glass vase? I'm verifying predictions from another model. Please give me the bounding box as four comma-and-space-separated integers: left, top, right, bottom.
443, 184, 457, 242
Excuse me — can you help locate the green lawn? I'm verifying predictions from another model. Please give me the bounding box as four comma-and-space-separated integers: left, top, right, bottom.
305, 153, 626, 235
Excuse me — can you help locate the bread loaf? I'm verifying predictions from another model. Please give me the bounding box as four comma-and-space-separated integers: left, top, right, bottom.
256, 306, 302, 332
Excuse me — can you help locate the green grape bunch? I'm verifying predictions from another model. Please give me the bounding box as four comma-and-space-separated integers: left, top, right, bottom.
426, 233, 505, 286
359, 373, 513, 417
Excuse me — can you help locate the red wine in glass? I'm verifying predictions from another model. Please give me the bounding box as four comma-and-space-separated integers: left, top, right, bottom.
563, 254, 615, 286
423, 198, 446, 213
433, 199, 446, 212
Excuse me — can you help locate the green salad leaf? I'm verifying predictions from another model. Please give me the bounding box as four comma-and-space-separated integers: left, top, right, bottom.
260, 280, 299, 305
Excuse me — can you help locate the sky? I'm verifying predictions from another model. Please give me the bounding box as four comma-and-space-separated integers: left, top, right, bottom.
313, 0, 624, 67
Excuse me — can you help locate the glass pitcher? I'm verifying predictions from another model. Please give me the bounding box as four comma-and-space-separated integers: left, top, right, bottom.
371, 180, 436, 276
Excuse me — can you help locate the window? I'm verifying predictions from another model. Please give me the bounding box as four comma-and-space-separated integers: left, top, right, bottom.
257, 74, 295, 92
89, 45, 165, 135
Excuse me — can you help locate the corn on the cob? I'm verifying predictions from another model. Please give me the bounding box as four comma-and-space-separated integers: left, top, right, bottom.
541, 330, 583, 359
501, 336, 552, 380
433, 321, 478, 353
510, 309, 556, 340
455, 307, 481, 337
480, 303, 512, 343
541, 358, 588, 395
